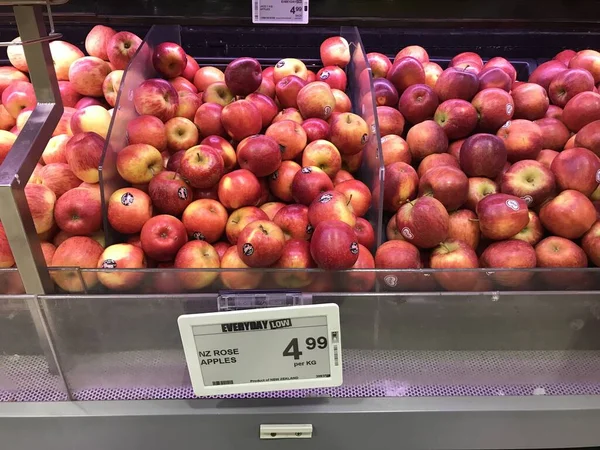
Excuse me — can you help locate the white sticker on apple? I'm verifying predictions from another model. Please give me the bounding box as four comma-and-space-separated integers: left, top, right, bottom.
384, 275, 398, 288
193, 231, 205, 241
350, 242, 359, 254
319, 71, 330, 80
324, 105, 332, 116
505, 199, 520, 211
401, 227, 414, 240
242, 243, 254, 256
502, 120, 511, 129
301, 167, 312, 174
319, 193, 333, 203
521, 195, 533, 206
121, 192, 134, 206
596, 169, 600, 183
506, 103, 513, 115
128, 89, 134, 101
101, 259, 117, 269
177, 187, 189, 200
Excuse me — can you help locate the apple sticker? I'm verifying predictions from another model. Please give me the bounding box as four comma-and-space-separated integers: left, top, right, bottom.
121, 192, 134, 206
306, 224, 314, 234
276, 60, 285, 68
177, 187, 188, 200
324, 105, 332, 116
301, 167, 312, 174
361, 133, 368, 145
401, 227, 414, 240
242, 243, 254, 256
319, 193, 333, 203
350, 242, 359, 254
319, 71, 330, 80
505, 199, 520, 211
192, 231, 205, 241
384, 275, 398, 287
271, 170, 279, 180
521, 195, 533, 206
101, 259, 117, 269
596, 169, 600, 184
506, 103, 513, 115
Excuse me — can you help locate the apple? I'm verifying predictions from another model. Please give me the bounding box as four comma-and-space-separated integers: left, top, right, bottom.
201, 81, 233, 106
569, 49, 600, 83
276, 74, 307, 109
291, 166, 334, 205
0, 105, 16, 131
382, 161, 419, 212
235, 219, 284, 268
418, 165, 469, 211
430, 239, 479, 291
572, 120, 599, 157
54, 187, 102, 235
376, 105, 405, 137
2, 80, 35, 118
211, 202, 248, 230
69, 104, 111, 138
65, 131, 105, 183
213, 241, 231, 261
42, 134, 70, 164
218, 169, 262, 210
261, 202, 286, 220
140, 214, 188, 262
127, 115, 167, 152
548, 68, 595, 107
164, 117, 198, 153
85, 24, 117, 60
301, 139, 342, 178
332, 89, 352, 114
265, 119, 308, 160
349, 217, 373, 249
68, 56, 111, 98
334, 179, 371, 217
101, 70, 124, 107
545, 105, 564, 120
582, 221, 600, 266
320, 37, 350, 68
385, 215, 403, 241
528, 60, 568, 91
97, 243, 146, 290
134, 78, 179, 122
58, 81, 83, 108
272, 239, 317, 288
220, 245, 263, 290
536, 236, 588, 269
511, 82, 549, 120
223, 57, 263, 97
0, 66, 28, 97
193, 66, 225, 92
106, 31, 142, 70
534, 117, 571, 151
246, 92, 278, 128
221, 99, 262, 141
74, 97, 108, 109
540, 189, 596, 239
496, 119, 543, 162
511, 210, 544, 246
398, 83, 438, 124
273, 107, 303, 124
173, 240, 221, 290
342, 150, 364, 173
551, 147, 600, 195
471, 88, 515, 132
256, 77, 276, 98
317, 65, 347, 91
268, 160, 301, 202
562, 91, 600, 132
310, 220, 359, 269
39, 241, 55, 267
536, 149, 559, 169
0, 129, 16, 164
23, 183, 56, 234
272, 204, 312, 240
435, 67, 479, 102
417, 153, 459, 178
37, 163, 81, 198
381, 134, 411, 165
565, 134, 577, 149
193, 102, 225, 138
387, 57, 425, 94
273, 58, 308, 84
107, 187, 152, 234
175, 91, 202, 121
483, 57, 517, 81
447, 209, 480, 249
394, 45, 428, 64
501, 160, 556, 207
51, 236, 104, 292
396, 196, 449, 248
406, 119, 448, 161
179, 144, 224, 189
478, 67, 512, 91
200, 135, 237, 171
116, 143, 164, 184
151, 42, 186, 79
423, 61, 443, 89
308, 190, 356, 228
480, 239, 537, 287
476, 193, 529, 240
237, 134, 282, 177
148, 170, 193, 216
302, 118, 330, 143
225, 206, 268, 244
170, 76, 197, 94
450, 52, 483, 68
374, 240, 421, 289
554, 49, 577, 65
296, 81, 336, 121
367, 52, 392, 78
459, 133, 507, 178
373, 78, 399, 107
434, 99, 478, 140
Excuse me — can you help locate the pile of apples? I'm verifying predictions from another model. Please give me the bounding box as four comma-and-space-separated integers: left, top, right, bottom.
0, 26, 381, 294
370, 45, 600, 291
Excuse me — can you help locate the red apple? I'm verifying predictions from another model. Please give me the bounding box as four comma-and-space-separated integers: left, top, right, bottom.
476, 193, 529, 240
501, 160, 556, 207
256, 76, 276, 98
536, 236, 587, 269
447, 209, 480, 249
423, 61, 443, 89
148, 170, 193, 216
116, 143, 164, 184
236, 220, 285, 268
273, 204, 312, 241
296, 81, 336, 121
575, 119, 600, 156
471, 88, 515, 132
133, 78, 178, 122
37, 163, 81, 198
317, 66, 347, 91
406, 119, 448, 161
367, 52, 392, 78
265, 119, 308, 160
562, 91, 600, 132
202, 81, 234, 106
58, 81, 83, 108
536, 149, 560, 169
569, 49, 600, 84
182, 54, 200, 82
302, 118, 330, 142
511, 210, 544, 246
320, 36, 350, 68
310, 220, 359, 269
2, 80, 36, 119
551, 147, 600, 195
268, 160, 301, 202
435, 67, 479, 102
372, 78, 399, 107
374, 240, 421, 290
54, 187, 102, 235
193, 102, 226, 138
387, 57, 425, 94
225, 206, 269, 244
246, 92, 278, 128
582, 221, 600, 266
459, 133, 507, 178
418, 165, 469, 211
335, 179, 371, 217
127, 115, 167, 151
511, 82, 549, 120
70, 104, 111, 138
480, 239, 537, 287
51, 236, 104, 292
65, 131, 105, 185
381, 134, 411, 165
179, 144, 224, 189
173, 240, 220, 290
396, 196, 449, 248
554, 49, 577, 65
430, 239, 480, 291
140, 214, 188, 262
218, 169, 262, 210
376, 105, 405, 137
260, 202, 286, 221
545, 105, 564, 120
97, 243, 146, 290
347, 244, 376, 292
398, 83, 439, 124
221, 99, 262, 141
220, 245, 263, 290
540, 189, 596, 239
68, 56, 111, 97
194, 66, 225, 92
200, 135, 236, 171
291, 166, 335, 205
275, 75, 306, 109
42, 134, 69, 165
496, 119, 543, 162
478, 67, 512, 91
272, 239, 317, 288
164, 117, 198, 153
107, 31, 142, 70
354, 217, 375, 250
534, 117, 571, 151
152, 42, 187, 79
175, 91, 202, 121
548, 68, 595, 107
308, 190, 356, 228
107, 187, 152, 234
382, 161, 419, 212
417, 153, 459, 178
529, 60, 568, 91
434, 99, 478, 140
235, 134, 281, 177
223, 57, 262, 96
273, 58, 308, 84
181, 198, 228, 243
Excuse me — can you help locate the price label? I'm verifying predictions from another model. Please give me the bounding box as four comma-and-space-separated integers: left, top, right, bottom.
178, 304, 342, 396
252, 0, 309, 24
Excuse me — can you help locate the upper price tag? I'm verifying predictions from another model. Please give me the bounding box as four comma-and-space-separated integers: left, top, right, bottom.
252, 0, 309, 24
178, 303, 342, 396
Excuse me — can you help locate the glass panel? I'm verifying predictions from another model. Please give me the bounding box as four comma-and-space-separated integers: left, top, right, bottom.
0, 292, 68, 402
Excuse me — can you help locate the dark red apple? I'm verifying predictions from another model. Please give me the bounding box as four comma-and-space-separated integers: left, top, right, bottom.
398, 83, 438, 124
309, 220, 359, 269
395, 196, 449, 248
459, 133, 507, 178
434, 99, 478, 140
224, 57, 262, 96
418, 165, 469, 211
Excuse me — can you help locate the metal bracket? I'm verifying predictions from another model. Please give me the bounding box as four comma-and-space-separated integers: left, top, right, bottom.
0, 1, 63, 46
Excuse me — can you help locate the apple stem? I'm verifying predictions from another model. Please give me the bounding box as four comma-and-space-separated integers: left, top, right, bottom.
440, 242, 450, 252
468, 218, 480, 223
346, 194, 353, 206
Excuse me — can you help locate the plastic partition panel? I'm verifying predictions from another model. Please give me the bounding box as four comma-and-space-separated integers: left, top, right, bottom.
0, 294, 68, 402
41, 290, 600, 401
